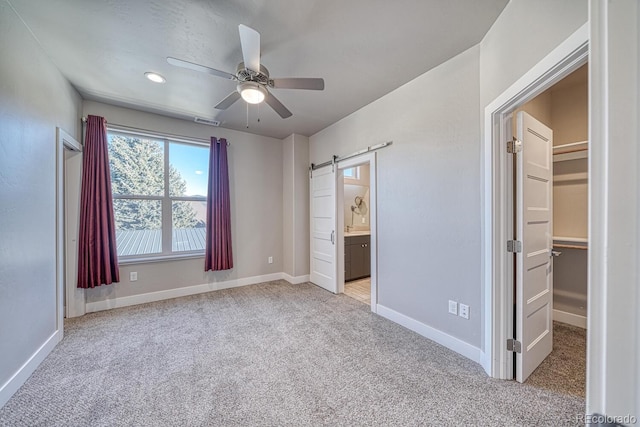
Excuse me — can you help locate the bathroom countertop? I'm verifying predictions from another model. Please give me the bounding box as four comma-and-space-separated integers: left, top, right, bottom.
345, 230, 370, 237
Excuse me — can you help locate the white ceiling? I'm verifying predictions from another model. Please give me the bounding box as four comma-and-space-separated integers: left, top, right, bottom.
9, 0, 508, 139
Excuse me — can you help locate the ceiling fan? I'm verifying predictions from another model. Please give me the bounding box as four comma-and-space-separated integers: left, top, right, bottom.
167, 24, 325, 119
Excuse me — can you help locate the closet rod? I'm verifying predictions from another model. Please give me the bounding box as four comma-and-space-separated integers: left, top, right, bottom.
553, 140, 588, 155
553, 243, 588, 250
554, 147, 588, 155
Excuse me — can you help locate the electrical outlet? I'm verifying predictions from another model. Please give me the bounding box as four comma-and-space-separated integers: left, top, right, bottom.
459, 303, 469, 319
268, 256, 273, 264
448, 300, 458, 315
129, 272, 138, 282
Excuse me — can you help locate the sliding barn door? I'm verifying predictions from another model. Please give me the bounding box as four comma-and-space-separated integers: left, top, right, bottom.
309, 165, 338, 293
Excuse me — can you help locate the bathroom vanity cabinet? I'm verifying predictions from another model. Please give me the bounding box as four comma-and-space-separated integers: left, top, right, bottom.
345, 235, 370, 282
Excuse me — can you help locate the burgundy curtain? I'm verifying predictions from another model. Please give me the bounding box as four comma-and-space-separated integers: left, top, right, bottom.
205, 137, 233, 271
77, 115, 120, 288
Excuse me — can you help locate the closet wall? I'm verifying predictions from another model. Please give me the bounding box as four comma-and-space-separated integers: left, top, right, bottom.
516, 64, 588, 326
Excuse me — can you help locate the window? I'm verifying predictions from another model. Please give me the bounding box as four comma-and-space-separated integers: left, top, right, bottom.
107, 130, 209, 259
343, 167, 360, 179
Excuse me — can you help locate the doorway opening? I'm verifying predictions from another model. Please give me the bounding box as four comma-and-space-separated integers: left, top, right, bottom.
481, 24, 588, 387
337, 152, 378, 311
509, 64, 588, 397
56, 127, 84, 321
341, 163, 371, 305
309, 151, 378, 311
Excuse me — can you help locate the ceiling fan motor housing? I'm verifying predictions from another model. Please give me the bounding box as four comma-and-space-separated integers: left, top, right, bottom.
236, 62, 271, 86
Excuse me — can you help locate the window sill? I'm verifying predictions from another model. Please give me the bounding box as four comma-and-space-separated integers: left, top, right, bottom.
118, 253, 204, 266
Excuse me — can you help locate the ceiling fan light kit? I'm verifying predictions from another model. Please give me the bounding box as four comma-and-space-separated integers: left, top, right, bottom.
238, 81, 267, 104
167, 24, 324, 119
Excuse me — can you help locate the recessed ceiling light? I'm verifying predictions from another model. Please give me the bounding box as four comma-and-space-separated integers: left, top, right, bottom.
145, 72, 166, 83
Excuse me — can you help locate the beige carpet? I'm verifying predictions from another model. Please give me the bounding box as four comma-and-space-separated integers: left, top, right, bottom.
526, 321, 586, 398
0, 281, 585, 426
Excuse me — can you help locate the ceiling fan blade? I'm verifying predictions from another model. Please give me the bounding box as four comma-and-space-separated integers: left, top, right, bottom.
215, 91, 241, 110
271, 78, 325, 90
265, 91, 292, 119
167, 57, 236, 80
238, 24, 260, 73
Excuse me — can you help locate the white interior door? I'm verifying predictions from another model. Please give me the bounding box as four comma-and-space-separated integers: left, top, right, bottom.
310, 165, 338, 293
515, 111, 554, 383
65, 148, 85, 318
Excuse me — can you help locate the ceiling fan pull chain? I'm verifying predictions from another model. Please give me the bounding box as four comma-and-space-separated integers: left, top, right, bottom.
246, 102, 249, 128
257, 103, 260, 123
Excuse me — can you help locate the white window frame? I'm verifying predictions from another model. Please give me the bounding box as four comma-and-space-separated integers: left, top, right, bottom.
107, 128, 209, 264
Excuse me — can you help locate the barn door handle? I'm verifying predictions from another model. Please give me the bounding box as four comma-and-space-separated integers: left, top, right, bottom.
331, 230, 335, 245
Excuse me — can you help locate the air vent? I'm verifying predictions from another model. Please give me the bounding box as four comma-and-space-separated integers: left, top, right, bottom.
194, 117, 220, 126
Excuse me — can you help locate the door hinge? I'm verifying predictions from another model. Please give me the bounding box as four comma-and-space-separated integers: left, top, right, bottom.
507, 137, 522, 154
507, 339, 522, 353
507, 240, 522, 253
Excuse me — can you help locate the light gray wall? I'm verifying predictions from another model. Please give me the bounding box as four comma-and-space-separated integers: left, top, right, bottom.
281, 133, 310, 279
82, 101, 283, 303
282, 135, 295, 276
0, 2, 82, 404
479, 0, 588, 109
310, 45, 482, 347
292, 135, 310, 277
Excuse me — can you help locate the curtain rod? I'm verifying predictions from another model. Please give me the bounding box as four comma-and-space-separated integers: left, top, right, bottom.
80, 116, 230, 146
310, 141, 393, 171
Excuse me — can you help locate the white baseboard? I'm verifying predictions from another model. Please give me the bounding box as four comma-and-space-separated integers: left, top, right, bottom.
85, 272, 285, 313
376, 304, 482, 364
0, 329, 62, 408
553, 309, 587, 329
281, 273, 310, 284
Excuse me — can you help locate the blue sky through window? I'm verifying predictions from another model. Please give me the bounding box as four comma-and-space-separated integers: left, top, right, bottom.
170, 142, 209, 197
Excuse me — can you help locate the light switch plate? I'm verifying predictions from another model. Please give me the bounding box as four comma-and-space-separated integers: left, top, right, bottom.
448, 300, 457, 315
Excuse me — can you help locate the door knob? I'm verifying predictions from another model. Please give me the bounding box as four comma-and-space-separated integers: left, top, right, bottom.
551, 250, 562, 257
